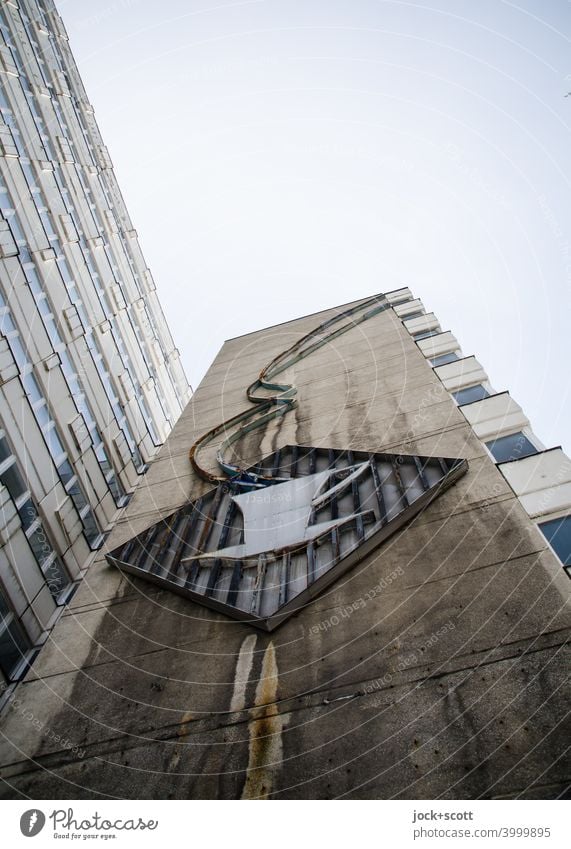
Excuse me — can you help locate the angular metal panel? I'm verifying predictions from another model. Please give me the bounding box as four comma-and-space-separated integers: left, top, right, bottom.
107, 445, 467, 630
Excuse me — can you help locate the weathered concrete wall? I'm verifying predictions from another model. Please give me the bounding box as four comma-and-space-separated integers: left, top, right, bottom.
1, 300, 570, 799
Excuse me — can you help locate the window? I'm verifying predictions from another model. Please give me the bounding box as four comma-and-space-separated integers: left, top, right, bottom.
413, 330, 439, 341
431, 352, 459, 367
0, 586, 30, 686
538, 516, 571, 568
485, 432, 538, 464
0, 181, 125, 506
0, 459, 27, 501
17, 496, 37, 532
402, 310, 424, 320
0, 434, 70, 598
452, 384, 490, 405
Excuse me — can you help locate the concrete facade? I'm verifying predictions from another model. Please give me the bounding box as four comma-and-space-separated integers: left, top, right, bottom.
0, 0, 190, 696
0, 293, 569, 799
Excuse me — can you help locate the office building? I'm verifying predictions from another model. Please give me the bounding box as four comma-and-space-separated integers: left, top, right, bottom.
0, 0, 190, 695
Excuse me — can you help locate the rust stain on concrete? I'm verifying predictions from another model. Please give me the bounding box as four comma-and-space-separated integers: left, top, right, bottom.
176, 711, 195, 738
241, 641, 285, 800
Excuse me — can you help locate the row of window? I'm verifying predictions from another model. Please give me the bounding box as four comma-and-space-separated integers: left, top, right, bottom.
0, 7, 183, 419
430, 351, 459, 367
0, 428, 70, 598
0, 583, 30, 689
0, 291, 102, 546
539, 515, 571, 570
452, 383, 489, 405
402, 307, 571, 576
0, 182, 128, 505
0, 176, 146, 468
0, 0, 182, 696
0, 74, 164, 453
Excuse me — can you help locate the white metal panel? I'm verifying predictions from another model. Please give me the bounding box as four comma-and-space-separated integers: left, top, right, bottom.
403, 312, 440, 335
0, 219, 18, 258
499, 449, 571, 519
385, 287, 412, 304
417, 331, 461, 359
435, 356, 488, 392
0, 546, 42, 627
55, 497, 82, 546
69, 414, 91, 455
62, 305, 83, 340
460, 393, 529, 441
393, 297, 424, 318
0, 45, 18, 76
0, 125, 18, 158
0, 336, 18, 385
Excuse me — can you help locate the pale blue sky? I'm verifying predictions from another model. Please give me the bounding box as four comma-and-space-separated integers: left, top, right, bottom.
57, 0, 570, 453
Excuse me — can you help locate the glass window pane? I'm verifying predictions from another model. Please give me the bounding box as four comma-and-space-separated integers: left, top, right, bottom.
44, 316, 61, 345
57, 459, 74, 486
8, 335, 27, 370
67, 480, 87, 511
43, 557, 70, 599
539, 516, 571, 567
0, 461, 28, 500
17, 497, 37, 531
485, 432, 538, 463
453, 385, 490, 405
0, 436, 12, 465
108, 473, 125, 503
81, 509, 100, 546
0, 614, 30, 681
0, 590, 10, 619
27, 524, 53, 566
22, 372, 43, 404
431, 352, 459, 366
413, 330, 438, 341
32, 401, 51, 430
24, 264, 43, 295
44, 425, 65, 460
36, 297, 51, 317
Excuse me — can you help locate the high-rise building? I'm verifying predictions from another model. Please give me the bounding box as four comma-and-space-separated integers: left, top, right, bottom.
0, 1, 190, 694
0, 288, 568, 799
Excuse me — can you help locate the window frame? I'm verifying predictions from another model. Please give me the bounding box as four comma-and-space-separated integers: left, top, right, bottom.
0, 583, 32, 687
452, 383, 491, 406
485, 430, 540, 465
537, 514, 571, 571
430, 351, 460, 367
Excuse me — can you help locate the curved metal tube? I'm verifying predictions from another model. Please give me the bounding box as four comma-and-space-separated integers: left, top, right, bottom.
189, 293, 390, 486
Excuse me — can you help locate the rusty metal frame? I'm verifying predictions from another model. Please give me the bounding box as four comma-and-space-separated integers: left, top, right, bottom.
107, 448, 468, 631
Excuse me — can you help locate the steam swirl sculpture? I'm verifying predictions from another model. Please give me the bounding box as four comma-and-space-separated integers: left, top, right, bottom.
108, 295, 467, 629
